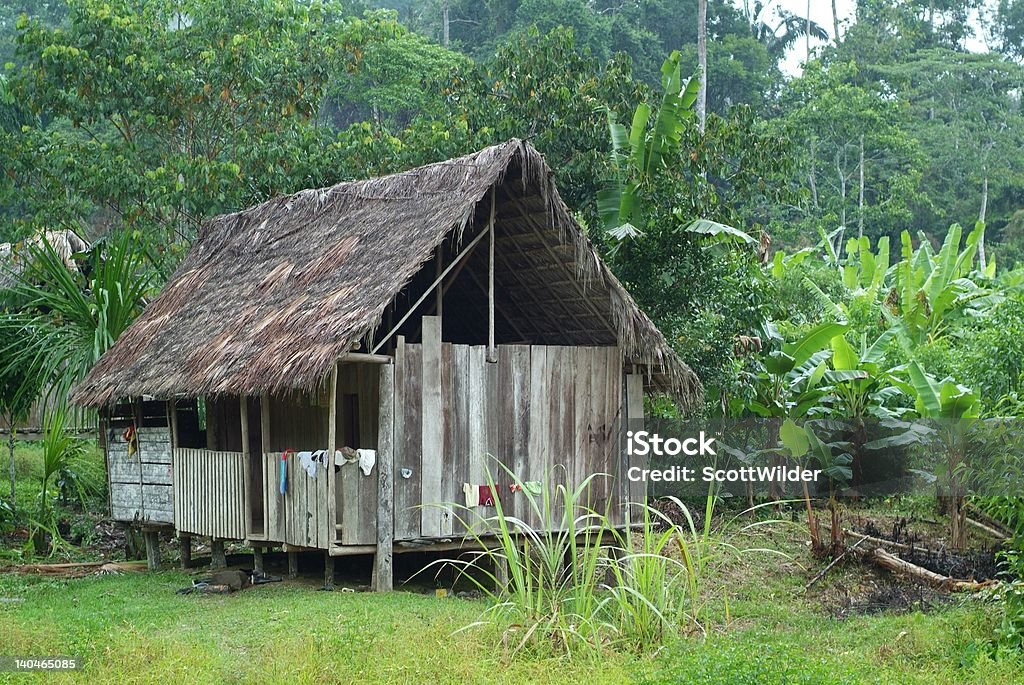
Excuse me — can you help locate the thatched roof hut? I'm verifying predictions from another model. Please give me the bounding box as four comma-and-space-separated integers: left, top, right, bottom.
72, 139, 700, 409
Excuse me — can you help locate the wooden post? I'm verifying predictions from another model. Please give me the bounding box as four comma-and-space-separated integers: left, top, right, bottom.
211, 538, 226, 569
179, 533, 192, 569
253, 545, 264, 574
143, 530, 161, 570
261, 393, 271, 539
168, 399, 178, 449
205, 397, 217, 450
421, 316, 442, 538
374, 363, 395, 592
240, 394, 251, 536
494, 551, 508, 594
287, 550, 298, 579
435, 245, 444, 324
326, 363, 338, 545
625, 372, 645, 516
487, 185, 497, 362
324, 551, 335, 589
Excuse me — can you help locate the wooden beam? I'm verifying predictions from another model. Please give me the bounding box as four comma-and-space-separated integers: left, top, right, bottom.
463, 263, 534, 342
338, 352, 393, 365
516, 201, 616, 340
371, 224, 492, 354
488, 185, 497, 363
326, 363, 339, 546
240, 394, 251, 537
495, 219, 594, 344
374, 363, 395, 592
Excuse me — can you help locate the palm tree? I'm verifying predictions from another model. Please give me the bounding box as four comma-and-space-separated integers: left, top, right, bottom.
0, 231, 152, 413
742, 0, 829, 60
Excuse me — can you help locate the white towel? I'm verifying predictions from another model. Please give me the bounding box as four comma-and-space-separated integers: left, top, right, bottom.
297, 451, 317, 479
356, 448, 376, 476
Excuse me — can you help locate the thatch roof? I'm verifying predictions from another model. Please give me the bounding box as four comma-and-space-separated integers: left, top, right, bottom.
72, 140, 701, 408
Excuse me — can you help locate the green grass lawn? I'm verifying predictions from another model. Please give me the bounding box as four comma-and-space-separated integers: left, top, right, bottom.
3, 440, 1024, 684
1, 537, 1022, 684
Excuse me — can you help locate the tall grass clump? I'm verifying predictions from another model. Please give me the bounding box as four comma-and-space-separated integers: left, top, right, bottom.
430, 464, 775, 656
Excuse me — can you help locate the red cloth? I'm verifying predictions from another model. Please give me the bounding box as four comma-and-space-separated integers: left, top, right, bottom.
478, 485, 499, 506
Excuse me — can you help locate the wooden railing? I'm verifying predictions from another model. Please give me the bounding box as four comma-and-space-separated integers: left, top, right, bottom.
173, 448, 246, 540
262, 452, 333, 549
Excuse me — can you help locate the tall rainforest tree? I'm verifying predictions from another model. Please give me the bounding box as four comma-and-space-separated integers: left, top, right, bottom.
5, 0, 411, 269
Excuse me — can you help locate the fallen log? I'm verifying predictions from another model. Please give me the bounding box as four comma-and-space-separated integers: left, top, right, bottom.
841, 529, 944, 556
859, 548, 994, 593
9, 561, 148, 577
966, 517, 1009, 541
963, 503, 1014, 537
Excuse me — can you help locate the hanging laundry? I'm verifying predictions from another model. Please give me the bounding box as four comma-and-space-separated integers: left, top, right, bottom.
122, 425, 138, 458
356, 449, 376, 476
297, 451, 317, 479
478, 485, 499, 507
279, 451, 292, 495
523, 481, 543, 496
509, 483, 522, 493
463, 483, 474, 508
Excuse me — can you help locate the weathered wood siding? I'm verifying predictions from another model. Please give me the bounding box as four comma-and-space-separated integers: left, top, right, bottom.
334, 362, 380, 546
108, 425, 174, 524
172, 448, 246, 540
391, 335, 625, 541
261, 451, 332, 548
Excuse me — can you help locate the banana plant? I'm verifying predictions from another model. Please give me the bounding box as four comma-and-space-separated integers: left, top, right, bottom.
826, 329, 903, 419
798, 234, 891, 325
779, 418, 853, 555
888, 222, 1001, 347
597, 50, 699, 242
892, 361, 982, 548
746, 322, 849, 420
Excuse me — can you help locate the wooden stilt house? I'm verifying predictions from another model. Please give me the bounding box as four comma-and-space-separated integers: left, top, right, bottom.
72, 140, 701, 587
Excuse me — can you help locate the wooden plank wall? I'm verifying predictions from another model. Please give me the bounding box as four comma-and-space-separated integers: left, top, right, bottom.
264, 395, 328, 453
108, 424, 174, 524
262, 451, 331, 548
335, 362, 380, 546
390, 338, 625, 541
172, 448, 246, 539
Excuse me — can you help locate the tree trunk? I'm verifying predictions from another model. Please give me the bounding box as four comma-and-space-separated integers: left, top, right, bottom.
809, 137, 819, 209
7, 430, 15, 514
978, 173, 988, 271
442, 0, 450, 47
858, 133, 865, 239
806, 0, 811, 60
697, 0, 707, 133
831, 0, 840, 45
837, 151, 847, 228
